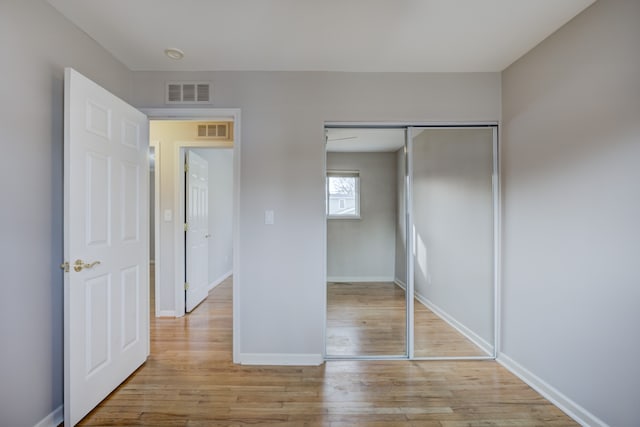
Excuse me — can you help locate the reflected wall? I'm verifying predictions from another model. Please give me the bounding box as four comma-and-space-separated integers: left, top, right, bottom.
411, 128, 495, 357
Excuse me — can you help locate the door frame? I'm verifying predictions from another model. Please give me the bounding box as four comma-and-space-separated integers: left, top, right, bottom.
323, 121, 500, 361
142, 108, 241, 363
149, 140, 161, 318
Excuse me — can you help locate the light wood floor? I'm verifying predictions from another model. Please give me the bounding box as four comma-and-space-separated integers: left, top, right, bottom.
327, 282, 488, 357
75, 276, 577, 426
327, 282, 407, 356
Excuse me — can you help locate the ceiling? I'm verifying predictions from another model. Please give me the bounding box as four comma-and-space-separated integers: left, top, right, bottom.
48, 0, 595, 73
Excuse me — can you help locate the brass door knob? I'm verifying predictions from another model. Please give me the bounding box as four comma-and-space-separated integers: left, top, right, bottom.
74, 259, 101, 272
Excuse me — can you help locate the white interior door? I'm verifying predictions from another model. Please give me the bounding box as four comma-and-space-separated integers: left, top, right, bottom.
185, 150, 210, 312
63, 68, 149, 425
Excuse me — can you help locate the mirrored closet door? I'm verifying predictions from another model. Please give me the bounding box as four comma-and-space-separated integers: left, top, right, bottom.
325, 125, 497, 360
325, 128, 408, 357
409, 127, 496, 358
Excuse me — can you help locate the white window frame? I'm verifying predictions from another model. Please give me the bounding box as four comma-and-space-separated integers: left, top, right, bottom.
326, 170, 361, 219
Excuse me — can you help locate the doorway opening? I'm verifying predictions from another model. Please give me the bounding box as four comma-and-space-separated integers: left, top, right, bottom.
150, 113, 239, 317
142, 108, 241, 363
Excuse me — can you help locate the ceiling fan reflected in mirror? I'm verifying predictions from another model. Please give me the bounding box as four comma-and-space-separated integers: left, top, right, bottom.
326, 136, 358, 142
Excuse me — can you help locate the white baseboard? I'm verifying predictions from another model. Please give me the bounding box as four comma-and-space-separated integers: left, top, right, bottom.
208, 270, 232, 291
497, 353, 608, 427
156, 310, 176, 317
415, 292, 493, 355
327, 276, 395, 283
390, 282, 492, 355
34, 405, 63, 427
239, 353, 324, 366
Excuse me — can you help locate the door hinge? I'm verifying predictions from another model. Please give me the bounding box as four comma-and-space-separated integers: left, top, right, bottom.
60, 262, 69, 273
184, 222, 189, 231
184, 162, 189, 173
184, 282, 189, 290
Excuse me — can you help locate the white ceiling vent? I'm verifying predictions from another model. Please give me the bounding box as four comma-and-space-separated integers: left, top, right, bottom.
166, 82, 211, 104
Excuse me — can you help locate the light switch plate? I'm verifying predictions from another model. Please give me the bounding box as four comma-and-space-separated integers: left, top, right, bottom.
265, 210, 274, 225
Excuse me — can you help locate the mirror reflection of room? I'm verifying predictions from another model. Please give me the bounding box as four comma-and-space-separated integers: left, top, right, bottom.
325, 128, 407, 357
325, 126, 497, 359
411, 128, 495, 358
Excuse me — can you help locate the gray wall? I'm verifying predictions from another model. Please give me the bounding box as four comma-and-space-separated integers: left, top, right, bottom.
133, 71, 501, 356
326, 152, 397, 281
0, 2, 132, 426
193, 148, 234, 284
412, 129, 495, 348
501, 0, 640, 425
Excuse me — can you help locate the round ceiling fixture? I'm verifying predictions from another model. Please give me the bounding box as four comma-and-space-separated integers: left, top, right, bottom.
164, 48, 184, 60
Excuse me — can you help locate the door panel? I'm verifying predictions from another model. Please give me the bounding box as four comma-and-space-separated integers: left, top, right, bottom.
185, 150, 210, 312
85, 274, 111, 376
86, 152, 111, 246
64, 68, 149, 425
121, 266, 140, 350
121, 162, 140, 241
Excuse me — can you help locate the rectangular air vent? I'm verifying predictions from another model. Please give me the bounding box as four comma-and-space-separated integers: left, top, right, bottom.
196, 122, 230, 139
166, 82, 211, 104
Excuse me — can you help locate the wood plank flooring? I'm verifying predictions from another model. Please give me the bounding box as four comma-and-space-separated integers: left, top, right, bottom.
414, 300, 488, 357
326, 282, 487, 357
76, 276, 577, 426
327, 282, 406, 356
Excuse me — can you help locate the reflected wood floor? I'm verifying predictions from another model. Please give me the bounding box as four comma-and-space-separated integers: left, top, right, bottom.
76, 277, 577, 426
327, 282, 487, 357
414, 301, 488, 357
327, 282, 407, 356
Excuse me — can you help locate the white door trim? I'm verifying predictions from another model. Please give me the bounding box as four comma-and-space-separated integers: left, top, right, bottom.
149, 140, 162, 318
141, 108, 241, 364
